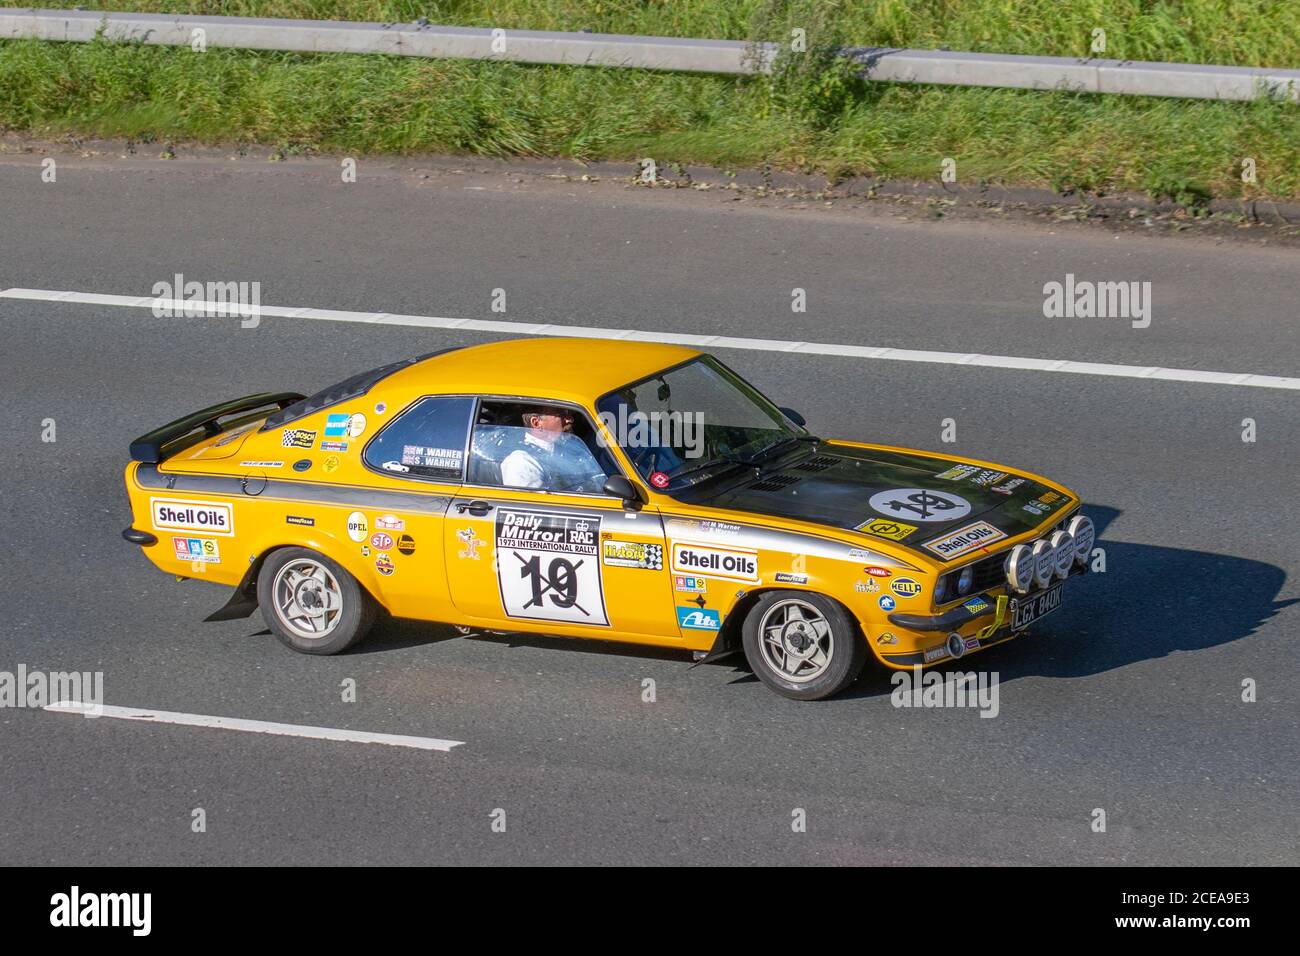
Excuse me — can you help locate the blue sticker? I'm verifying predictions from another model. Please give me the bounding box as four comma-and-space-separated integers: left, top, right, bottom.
324, 413, 349, 437
962, 596, 990, 614
676, 606, 721, 631
878, 595, 897, 611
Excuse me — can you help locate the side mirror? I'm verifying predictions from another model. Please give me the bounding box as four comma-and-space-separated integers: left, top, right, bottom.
603, 474, 644, 504
779, 406, 807, 428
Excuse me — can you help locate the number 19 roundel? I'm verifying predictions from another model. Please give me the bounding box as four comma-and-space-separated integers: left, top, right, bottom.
494, 508, 609, 626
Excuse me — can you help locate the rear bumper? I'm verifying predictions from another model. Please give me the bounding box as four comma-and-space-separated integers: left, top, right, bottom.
122, 526, 157, 546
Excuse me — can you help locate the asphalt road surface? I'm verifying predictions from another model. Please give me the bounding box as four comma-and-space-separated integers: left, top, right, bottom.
0, 154, 1296, 865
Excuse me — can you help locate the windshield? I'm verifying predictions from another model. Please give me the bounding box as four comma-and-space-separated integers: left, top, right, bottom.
596, 356, 809, 492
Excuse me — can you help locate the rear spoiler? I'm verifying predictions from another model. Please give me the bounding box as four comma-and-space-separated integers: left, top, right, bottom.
129, 392, 305, 463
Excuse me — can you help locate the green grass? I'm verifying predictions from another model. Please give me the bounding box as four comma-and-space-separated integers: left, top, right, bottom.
1, 2, 1297, 202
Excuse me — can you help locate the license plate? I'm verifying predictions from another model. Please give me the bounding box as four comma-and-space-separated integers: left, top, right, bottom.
1009, 582, 1065, 631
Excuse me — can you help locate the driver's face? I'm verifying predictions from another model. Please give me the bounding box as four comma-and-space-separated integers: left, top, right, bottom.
529, 409, 574, 437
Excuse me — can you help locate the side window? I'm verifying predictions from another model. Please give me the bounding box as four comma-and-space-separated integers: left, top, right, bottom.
363, 396, 474, 482
469, 400, 619, 494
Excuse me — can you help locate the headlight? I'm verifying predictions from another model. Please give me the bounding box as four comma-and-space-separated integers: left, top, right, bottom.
1067, 514, 1095, 566
957, 565, 974, 595
933, 574, 950, 604
1005, 544, 1035, 594
1031, 539, 1055, 590
1049, 530, 1074, 579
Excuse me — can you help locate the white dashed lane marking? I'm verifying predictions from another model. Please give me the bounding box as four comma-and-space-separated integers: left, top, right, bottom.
3, 287, 1297, 391
45, 702, 465, 752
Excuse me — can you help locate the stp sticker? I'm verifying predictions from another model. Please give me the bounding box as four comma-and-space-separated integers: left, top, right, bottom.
671, 543, 759, 582
370, 531, 394, 551
150, 498, 234, 537
346, 512, 369, 542
868, 488, 972, 523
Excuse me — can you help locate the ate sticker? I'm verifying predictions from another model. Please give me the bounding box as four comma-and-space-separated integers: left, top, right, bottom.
649, 471, 670, 489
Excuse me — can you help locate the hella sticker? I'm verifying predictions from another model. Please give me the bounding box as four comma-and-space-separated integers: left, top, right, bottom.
890, 578, 924, 598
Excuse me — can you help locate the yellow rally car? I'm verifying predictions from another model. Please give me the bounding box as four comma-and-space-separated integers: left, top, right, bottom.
122, 338, 1093, 700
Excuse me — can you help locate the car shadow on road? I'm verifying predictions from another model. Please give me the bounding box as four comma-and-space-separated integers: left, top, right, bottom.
839, 503, 1298, 700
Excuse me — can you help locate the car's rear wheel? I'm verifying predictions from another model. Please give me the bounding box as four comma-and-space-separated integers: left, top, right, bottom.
257, 547, 377, 655
741, 591, 867, 700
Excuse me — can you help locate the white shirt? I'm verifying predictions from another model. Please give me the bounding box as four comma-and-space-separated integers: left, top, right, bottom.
500, 432, 555, 489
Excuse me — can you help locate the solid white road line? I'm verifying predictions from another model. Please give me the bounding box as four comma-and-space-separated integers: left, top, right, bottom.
3, 286, 1297, 391
44, 701, 465, 751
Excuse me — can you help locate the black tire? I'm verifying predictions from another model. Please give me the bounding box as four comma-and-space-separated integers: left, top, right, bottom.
740, 590, 868, 700
257, 547, 378, 655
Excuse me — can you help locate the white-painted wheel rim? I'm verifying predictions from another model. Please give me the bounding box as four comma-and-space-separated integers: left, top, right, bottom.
758, 599, 833, 684
273, 558, 344, 640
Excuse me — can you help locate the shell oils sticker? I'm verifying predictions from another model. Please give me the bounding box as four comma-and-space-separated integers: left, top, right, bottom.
281, 429, 315, 449
375, 515, 406, 532
151, 499, 234, 537
375, 553, 395, 576
674, 575, 706, 592
670, 543, 759, 583
890, 577, 924, 598
346, 512, 369, 542
857, 518, 917, 541
602, 540, 663, 570
923, 521, 1007, 560
172, 537, 220, 564
495, 509, 608, 626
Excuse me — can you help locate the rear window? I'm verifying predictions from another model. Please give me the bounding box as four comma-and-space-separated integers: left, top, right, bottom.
262, 348, 463, 431
363, 397, 475, 482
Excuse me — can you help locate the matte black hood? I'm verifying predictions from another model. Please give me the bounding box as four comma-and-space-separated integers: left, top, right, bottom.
678, 443, 1073, 561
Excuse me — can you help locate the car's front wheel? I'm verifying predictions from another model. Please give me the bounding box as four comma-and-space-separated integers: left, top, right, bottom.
740, 591, 867, 700
257, 547, 377, 655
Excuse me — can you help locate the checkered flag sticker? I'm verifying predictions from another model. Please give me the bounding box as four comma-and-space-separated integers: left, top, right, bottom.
644, 544, 663, 570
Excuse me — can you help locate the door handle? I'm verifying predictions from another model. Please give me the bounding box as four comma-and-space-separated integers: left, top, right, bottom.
456, 500, 494, 516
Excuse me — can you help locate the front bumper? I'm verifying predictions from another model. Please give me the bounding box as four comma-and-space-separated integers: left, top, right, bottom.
879, 565, 1086, 667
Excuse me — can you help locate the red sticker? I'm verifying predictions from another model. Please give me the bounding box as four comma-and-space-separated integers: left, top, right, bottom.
649, 471, 670, 489
864, 566, 893, 577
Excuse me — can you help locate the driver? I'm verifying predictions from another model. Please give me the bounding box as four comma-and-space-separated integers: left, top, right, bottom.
500, 406, 605, 491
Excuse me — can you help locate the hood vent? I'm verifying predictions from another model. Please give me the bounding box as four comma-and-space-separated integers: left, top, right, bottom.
749, 474, 802, 492
795, 456, 839, 473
